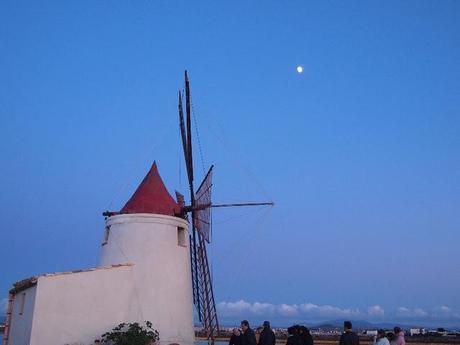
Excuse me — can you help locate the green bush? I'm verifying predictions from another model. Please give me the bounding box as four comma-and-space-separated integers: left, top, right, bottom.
101, 321, 159, 345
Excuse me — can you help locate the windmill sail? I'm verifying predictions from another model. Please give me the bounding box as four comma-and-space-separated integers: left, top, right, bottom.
189, 230, 219, 341
177, 71, 271, 344
196, 235, 219, 340
178, 71, 218, 342
192, 167, 218, 341
194, 166, 213, 243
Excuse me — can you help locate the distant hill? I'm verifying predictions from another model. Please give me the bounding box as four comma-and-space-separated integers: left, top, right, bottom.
311, 319, 419, 331
311, 323, 341, 330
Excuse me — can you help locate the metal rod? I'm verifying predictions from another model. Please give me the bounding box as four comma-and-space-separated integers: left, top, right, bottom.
182, 202, 274, 213
211, 202, 274, 208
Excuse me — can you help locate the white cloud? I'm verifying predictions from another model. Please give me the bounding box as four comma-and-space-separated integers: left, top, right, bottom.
252, 302, 276, 315
396, 307, 428, 318
413, 308, 429, 317
218, 300, 459, 323
397, 307, 409, 314
432, 305, 460, 319
367, 305, 385, 317
299, 303, 361, 318
217, 300, 279, 316
218, 300, 362, 319
278, 304, 298, 317
396, 305, 460, 320
217, 300, 253, 315
439, 306, 451, 313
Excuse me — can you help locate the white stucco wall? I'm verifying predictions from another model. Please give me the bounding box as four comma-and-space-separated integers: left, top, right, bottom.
8, 286, 37, 345
28, 265, 134, 345
7, 213, 194, 345
99, 213, 194, 345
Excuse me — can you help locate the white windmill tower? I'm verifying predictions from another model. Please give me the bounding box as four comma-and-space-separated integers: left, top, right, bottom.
100, 160, 195, 345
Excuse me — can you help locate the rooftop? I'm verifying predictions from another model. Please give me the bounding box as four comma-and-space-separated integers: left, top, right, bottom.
120, 161, 180, 217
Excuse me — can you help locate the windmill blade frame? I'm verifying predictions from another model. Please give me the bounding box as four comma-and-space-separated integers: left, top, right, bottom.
178, 71, 220, 344
179, 71, 202, 323
177, 71, 273, 344
194, 165, 214, 243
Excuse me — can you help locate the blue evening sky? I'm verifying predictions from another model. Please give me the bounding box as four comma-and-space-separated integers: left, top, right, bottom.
0, 1, 459, 327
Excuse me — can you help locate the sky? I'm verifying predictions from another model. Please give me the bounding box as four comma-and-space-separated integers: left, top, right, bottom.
0, 0, 459, 328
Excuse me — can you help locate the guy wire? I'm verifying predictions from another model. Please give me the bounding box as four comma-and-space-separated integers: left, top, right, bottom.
191, 96, 206, 176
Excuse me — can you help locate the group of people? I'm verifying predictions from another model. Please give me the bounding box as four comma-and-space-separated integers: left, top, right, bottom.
340, 321, 406, 345
285, 324, 314, 345
229, 320, 276, 345
229, 320, 406, 345
229, 320, 313, 345
371, 326, 406, 345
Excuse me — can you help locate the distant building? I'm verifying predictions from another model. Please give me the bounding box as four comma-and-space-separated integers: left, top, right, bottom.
410, 328, 426, 336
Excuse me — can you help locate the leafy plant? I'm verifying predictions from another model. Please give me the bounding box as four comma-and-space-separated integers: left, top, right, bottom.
101, 321, 159, 345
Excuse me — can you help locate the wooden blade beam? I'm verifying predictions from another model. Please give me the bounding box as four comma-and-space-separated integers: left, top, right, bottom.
182, 201, 274, 213
179, 71, 201, 320
185, 70, 194, 186
182, 70, 201, 321
210, 202, 274, 208
178, 91, 188, 166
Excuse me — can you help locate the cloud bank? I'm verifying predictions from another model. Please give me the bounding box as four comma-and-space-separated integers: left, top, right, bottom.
218, 300, 370, 319
396, 305, 460, 321
217, 300, 460, 324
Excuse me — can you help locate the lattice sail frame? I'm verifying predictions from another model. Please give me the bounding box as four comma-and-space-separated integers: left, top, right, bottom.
194, 166, 213, 243
191, 165, 219, 341
196, 235, 219, 339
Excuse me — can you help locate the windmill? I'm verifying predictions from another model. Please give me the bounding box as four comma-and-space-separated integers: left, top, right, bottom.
176, 71, 273, 344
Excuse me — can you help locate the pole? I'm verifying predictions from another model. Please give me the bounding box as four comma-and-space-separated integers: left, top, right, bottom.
210, 202, 274, 208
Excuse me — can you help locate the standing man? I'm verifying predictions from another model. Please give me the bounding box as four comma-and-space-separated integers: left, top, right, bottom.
241, 320, 257, 345
258, 321, 276, 345
230, 328, 242, 345
299, 326, 314, 345
339, 321, 359, 345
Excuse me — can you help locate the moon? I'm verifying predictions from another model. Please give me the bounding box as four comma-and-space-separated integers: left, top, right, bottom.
296, 65, 304, 74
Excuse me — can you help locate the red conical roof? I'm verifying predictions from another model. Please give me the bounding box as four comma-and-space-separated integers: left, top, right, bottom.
120, 161, 180, 216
